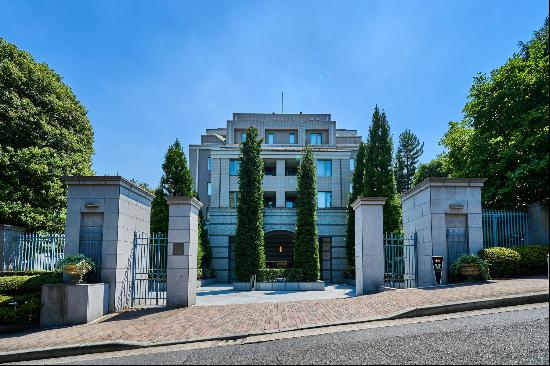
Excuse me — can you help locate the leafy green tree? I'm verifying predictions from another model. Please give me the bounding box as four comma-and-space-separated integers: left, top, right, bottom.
363, 105, 402, 233
412, 155, 450, 187
395, 130, 424, 193
197, 199, 212, 273
235, 127, 265, 281
441, 18, 548, 208
0, 38, 94, 231
150, 186, 168, 234
345, 141, 366, 269
160, 139, 194, 197
294, 146, 320, 281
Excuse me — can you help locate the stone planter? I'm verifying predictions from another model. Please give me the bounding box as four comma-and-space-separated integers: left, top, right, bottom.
197, 278, 217, 288
233, 281, 325, 291
40, 283, 109, 328
459, 264, 481, 281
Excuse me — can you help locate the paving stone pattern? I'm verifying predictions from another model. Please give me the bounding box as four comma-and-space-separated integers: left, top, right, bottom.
0, 278, 547, 353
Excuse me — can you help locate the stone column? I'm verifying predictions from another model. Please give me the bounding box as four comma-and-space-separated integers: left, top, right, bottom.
528, 202, 549, 245
352, 197, 386, 296
166, 197, 203, 308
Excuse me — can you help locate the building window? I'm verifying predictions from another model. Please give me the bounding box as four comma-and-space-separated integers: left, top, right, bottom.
316, 160, 332, 177
310, 133, 322, 145
285, 200, 295, 208
207, 157, 212, 171
266, 132, 274, 144
350, 158, 355, 171
240, 131, 246, 142
317, 192, 332, 208
207, 182, 212, 196
230, 159, 240, 176
229, 191, 238, 208
289, 132, 296, 144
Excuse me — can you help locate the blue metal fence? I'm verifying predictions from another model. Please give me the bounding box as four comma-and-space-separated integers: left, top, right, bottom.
383, 232, 417, 289
13, 233, 65, 271
482, 210, 529, 248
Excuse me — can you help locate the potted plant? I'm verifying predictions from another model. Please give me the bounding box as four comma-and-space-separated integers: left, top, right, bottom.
450, 254, 491, 282
55, 254, 96, 284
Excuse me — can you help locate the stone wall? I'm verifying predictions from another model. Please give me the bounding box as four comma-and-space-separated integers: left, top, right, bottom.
528, 202, 549, 245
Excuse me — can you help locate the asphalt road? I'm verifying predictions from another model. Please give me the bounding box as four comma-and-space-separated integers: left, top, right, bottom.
28, 303, 550, 365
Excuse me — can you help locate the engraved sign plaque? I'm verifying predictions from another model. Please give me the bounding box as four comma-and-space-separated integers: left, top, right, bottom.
173, 242, 185, 256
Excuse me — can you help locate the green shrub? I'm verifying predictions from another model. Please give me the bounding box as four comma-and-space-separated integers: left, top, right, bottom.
0, 292, 41, 324
512, 245, 549, 275
479, 247, 521, 278
0, 273, 62, 295
450, 254, 491, 280
257, 268, 304, 282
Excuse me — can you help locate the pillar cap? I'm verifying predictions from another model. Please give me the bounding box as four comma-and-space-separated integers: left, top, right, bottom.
400, 177, 487, 201
351, 197, 387, 210
165, 196, 203, 209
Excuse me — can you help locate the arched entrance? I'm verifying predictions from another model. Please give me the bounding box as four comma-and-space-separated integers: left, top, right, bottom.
264, 230, 295, 269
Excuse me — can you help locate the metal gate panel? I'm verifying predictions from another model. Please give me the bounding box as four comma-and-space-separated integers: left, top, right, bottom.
131, 232, 167, 307
446, 228, 469, 265
384, 233, 417, 289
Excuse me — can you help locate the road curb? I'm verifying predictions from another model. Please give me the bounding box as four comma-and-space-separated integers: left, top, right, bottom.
0, 291, 548, 364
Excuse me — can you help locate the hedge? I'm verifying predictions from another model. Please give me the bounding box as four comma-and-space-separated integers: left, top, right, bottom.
478, 247, 521, 278
479, 245, 549, 278
0, 273, 62, 295
257, 268, 304, 282
512, 245, 549, 275
0, 292, 41, 324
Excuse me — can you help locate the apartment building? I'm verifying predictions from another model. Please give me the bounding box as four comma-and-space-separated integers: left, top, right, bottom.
189, 113, 361, 283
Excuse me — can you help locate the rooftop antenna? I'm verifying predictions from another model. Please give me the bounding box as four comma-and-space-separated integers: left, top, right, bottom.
281, 92, 284, 114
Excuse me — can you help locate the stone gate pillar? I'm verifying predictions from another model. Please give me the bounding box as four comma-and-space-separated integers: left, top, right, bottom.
166, 196, 202, 308
401, 178, 486, 287
352, 197, 386, 296
63, 176, 154, 312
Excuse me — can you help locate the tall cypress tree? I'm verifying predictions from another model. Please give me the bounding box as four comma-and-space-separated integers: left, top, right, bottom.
150, 185, 169, 234
395, 129, 424, 193
363, 105, 402, 233
294, 146, 320, 282
345, 141, 367, 269
235, 127, 266, 281
160, 138, 194, 197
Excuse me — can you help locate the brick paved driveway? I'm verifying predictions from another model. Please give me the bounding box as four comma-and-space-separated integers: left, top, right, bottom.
0, 278, 547, 353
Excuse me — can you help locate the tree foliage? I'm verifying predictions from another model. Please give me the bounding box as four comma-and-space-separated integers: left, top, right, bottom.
160, 139, 194, 197
345, 141, 366, 268
150, 186, 168, 234
235, 127, 265, 281
363, 105, 402, 233
0, 38, 94, 231
294, 146, 320, 281
395, 129, 424, 193
441, 18, 549, 208
198, 208, 212, 272
412, 154, 450, 187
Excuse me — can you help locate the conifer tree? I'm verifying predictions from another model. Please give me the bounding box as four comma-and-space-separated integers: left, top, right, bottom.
150, 186, 169, 234
345, 141, 367, 269
235, 127, 266, 281
294, 147, 320, 281
395, 129, 424, 193
363, 106, 402, 233
160, 138, 194, 197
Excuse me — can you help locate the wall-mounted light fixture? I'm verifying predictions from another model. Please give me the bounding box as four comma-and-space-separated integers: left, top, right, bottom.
84, 202, 100, 208
278, 245, 283, 253
448, 202, 465, 209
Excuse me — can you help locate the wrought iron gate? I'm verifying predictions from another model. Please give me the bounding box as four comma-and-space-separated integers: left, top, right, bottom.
384, 233, 417, 289
131, 232, 167, 307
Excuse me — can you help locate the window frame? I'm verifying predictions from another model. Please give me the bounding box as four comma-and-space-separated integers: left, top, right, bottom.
289, 132, 296, 144
317, 191, 332, 208
316, 160, 332, 177
229, 159, 240, 176
207, 182, 212, 196
310, 133, 322, 145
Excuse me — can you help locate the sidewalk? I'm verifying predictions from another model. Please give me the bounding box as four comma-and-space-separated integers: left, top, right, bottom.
0, 278, 547, 356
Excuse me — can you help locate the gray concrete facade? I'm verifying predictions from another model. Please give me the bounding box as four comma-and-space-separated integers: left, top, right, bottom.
401, 178, 486, 287
166, 197, 202, 308
527, 202, 549, 245
189, 113, 360, 284
352, 197, 386, 296
63, 176, 154, 312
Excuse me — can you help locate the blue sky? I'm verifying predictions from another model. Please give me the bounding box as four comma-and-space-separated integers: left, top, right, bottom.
1, 0, 548, 187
